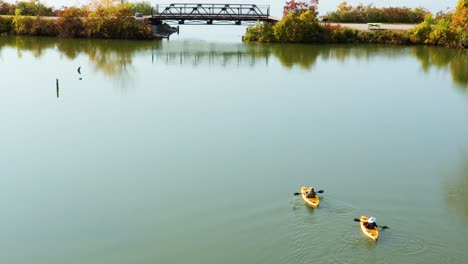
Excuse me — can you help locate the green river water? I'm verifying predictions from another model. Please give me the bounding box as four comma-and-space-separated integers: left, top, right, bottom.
0, 33, 467, 264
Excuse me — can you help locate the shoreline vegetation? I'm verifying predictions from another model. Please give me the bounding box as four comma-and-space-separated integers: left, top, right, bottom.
0, 0, 466, 49
0, 0, 157, 39
243, 0, 467, 49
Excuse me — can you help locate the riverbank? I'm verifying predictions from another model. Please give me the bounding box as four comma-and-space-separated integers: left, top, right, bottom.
243, 1, 467, 49
0, 4, 156, 40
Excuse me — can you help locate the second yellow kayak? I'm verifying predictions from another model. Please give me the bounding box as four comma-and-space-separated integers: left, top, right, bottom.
359, 215, 379, 241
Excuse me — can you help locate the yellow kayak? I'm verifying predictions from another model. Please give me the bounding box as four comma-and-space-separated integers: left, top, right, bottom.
360, 215, 379, 241
300, 186, 319, 208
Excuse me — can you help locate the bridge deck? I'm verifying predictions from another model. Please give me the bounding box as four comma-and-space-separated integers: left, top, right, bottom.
150, 3, 278, 25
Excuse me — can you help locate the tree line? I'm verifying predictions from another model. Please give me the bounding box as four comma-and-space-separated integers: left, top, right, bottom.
0, 0, 155, 39
0, 0, 154, 16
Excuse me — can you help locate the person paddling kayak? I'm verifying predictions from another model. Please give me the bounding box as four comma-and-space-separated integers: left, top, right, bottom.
357, 216, 379, 241
364, 216, 378, 229
295, 187, 324, 208
305, 187, 317, 198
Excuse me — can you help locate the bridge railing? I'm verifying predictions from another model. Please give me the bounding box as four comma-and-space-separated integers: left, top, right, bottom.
152, 3, 270, 19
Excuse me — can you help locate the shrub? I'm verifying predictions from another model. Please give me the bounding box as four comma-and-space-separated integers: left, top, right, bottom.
410, 14, 435, 44
372, 30, 410, 45
57, 7, 85, 38
30, 16, 58, 36
299, 10, 325, 42
83, 5, 153, 39
326, 27, 358, 43
243, 23, 275, 42
12, 9, 34, 34
273, 9, 324, 43
11, 8, 57, 36
427, 18, 454, 46
0, 16, 13, 33
273, 13, 303, 42
410, 10, 461, 48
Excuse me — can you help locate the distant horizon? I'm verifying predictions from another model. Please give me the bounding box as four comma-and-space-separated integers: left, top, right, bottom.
0, 0, 458, 17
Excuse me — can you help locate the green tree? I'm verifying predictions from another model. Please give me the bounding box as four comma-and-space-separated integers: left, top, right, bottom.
410, 14, 435, 44
129, 1, 153, 15
428, 18, 454, 46
15, 0, 54, 16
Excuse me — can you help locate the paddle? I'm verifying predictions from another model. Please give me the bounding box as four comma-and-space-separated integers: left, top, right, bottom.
353, 218, 389, 229
293, 190, 324, 196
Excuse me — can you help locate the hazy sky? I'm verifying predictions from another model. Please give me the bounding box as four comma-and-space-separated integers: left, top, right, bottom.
6, 0, 458, 17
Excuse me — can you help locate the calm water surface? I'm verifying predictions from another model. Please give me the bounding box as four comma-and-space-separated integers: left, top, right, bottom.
0, 34, 467, 264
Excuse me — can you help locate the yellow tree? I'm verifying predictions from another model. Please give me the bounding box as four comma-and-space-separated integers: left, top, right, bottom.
451, 0, 467, 47
451, 0, 467, 31
88, 0, 120, 10
336, 1, 352, 12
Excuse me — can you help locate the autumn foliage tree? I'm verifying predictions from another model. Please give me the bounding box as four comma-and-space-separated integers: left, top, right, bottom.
451, 0, 467, 47
283, 0, 319, 17
0, 1, 15, 15
57, 7, 85, 38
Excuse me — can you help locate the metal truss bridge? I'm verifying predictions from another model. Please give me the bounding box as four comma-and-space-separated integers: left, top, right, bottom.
149, 3, 279, 25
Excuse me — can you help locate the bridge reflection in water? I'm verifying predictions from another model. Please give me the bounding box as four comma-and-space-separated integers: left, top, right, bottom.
151, 43, 270, 67
153, 51, 268, 66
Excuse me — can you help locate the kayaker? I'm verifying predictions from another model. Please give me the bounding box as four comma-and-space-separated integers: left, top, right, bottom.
365, 217, 378, 229
305, 187, 317, 198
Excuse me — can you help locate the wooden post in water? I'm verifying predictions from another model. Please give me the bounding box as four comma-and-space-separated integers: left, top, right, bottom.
56, 78, 59, 98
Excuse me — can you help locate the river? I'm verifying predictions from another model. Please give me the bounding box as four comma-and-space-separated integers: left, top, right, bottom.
0, 33, 467, 264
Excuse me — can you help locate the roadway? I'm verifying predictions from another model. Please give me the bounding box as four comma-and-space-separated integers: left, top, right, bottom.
329, 23, 417, 31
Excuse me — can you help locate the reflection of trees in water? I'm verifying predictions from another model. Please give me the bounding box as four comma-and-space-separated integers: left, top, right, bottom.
411, 47, 467, 90
0, 36, 156, 77
412, 46, 455, 72
270, 44, 320, 69
0, 36, 55, 58
56, 39, 158, 77
267, 44, 466, 89
0, 36, 465, 89
449, 52, 468, 90
270, 44, 413, 69
151, 42, 407, 69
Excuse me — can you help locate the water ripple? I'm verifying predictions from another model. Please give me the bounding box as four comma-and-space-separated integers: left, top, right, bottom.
286, 196, 462, 264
